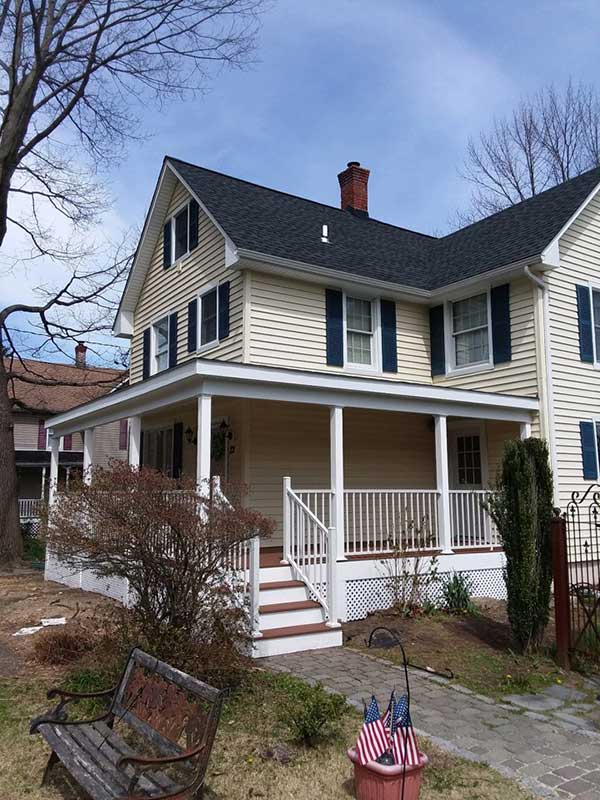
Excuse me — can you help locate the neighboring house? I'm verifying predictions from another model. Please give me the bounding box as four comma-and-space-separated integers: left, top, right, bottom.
44, 156, 600, 655
9, 344, 127, 526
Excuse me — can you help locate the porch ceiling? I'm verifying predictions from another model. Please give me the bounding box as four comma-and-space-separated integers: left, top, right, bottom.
45, 358, 538, 437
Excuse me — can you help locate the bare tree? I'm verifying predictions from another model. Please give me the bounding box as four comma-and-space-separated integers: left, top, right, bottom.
0, 0, 266, 565
457, 80, 600, 225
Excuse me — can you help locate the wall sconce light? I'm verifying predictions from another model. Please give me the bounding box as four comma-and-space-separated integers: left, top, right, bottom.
185, 426, 197, 445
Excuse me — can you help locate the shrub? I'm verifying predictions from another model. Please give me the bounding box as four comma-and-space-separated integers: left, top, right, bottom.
486, 438, 554, 653
33, 625, 95, 665
275, 675, 347, 746
46, 463, 275, 687
441, 572, 476, 615
381, 523, 439, 617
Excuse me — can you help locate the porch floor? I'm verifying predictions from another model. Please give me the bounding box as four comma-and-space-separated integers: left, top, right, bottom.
259, 545, 503, 568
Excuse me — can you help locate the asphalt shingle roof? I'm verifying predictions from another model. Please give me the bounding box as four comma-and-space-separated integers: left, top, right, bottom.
168, 157, 600, 291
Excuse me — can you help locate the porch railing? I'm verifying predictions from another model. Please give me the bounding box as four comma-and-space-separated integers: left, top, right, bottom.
449, 490, 498, 549
19, 498, 44, 520
284, 480, 334, 620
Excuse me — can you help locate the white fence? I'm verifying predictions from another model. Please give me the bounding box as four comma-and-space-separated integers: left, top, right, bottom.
450, 490, 498, 549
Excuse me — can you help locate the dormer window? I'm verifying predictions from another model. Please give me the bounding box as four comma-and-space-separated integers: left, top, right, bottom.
163, 198, 199, 268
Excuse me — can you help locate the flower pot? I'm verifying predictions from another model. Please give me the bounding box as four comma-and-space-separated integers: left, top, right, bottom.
348, 747, 428, 800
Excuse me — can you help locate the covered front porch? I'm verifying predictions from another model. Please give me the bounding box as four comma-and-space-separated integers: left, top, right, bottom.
45, 359, 537, 654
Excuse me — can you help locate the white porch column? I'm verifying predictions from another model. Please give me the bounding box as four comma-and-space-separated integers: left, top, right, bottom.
196, 394, 212, 492
330, 406, 346, 561
83, 428, 95, 485
48, 436, 59, 507
40, 466, 47, 499
128, 416, 142, 467
435, 415, 453, 554
520, 421, 532, 440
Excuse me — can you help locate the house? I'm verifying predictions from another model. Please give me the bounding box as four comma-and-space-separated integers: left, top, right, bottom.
9, 344, 127, 529
43, 156, 600, 655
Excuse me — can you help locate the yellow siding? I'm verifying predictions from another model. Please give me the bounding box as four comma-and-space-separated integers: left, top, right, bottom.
485, 420, 520, 485
93, 421, 128, 468
552, 192, 600, 509
435, 278, 537, 396
248, 271, 536, 395
129, 181, 243, 384
13, 416, 41, 450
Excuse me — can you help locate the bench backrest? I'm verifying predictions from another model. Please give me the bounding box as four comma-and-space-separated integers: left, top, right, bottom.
111, 649, 223, 785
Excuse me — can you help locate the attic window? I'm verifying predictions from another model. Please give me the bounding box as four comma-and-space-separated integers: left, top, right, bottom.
163, 199, 199, 268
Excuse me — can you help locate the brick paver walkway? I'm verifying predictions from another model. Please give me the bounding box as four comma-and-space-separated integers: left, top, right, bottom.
263, 648, 600, 800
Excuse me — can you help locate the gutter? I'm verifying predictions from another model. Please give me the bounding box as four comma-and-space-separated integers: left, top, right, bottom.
523, 265, 560, 505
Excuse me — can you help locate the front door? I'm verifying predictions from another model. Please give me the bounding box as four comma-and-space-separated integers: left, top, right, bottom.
449, 426, 488, 547
450, 430, 484, 490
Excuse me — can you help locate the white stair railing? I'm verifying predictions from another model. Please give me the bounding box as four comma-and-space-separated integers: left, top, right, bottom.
283, 478, 337, 622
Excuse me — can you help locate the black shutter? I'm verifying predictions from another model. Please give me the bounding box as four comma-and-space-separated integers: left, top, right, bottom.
580, 421, 598, 480
325, 289, 344, 367
163, 221, 172, 268
142, 328, 151, 379
168, 312, 178, 369
189, 199, 199, 251
139, 430, 144, 467
172, 422, 183, 480
187, 299, 198, 353
429, 305, 446, 376
576, 284, 594, 363
380, 298, 398, 372
218, 281, 230, 340
491, 284, 512, 364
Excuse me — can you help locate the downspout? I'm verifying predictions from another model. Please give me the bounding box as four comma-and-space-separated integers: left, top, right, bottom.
523, 265, 560, 506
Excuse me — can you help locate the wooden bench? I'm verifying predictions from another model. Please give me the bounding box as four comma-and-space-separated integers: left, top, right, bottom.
30, 648, 224, 799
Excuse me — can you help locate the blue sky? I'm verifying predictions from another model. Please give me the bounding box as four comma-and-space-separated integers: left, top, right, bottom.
5, 0, 600, 364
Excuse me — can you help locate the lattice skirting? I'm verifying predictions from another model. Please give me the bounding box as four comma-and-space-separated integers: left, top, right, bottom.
345, 567, 507, 622
45, 551, 129, 604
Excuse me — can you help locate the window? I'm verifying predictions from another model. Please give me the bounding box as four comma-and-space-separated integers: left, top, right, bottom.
593, 288, 600, 360
143, 427, 173, 476
174, 205, 189, 261
153, 316, 169, 373
164, 199, 198, 267
451, 293, 490, 368
200, 287, 218, 347
456, 434, 482, 486
346, 296, 374, 366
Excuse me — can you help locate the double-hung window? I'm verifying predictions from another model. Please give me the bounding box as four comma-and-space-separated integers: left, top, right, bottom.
164, 199, 198, 267
450, 293, 490, 369
345, 296, 375, 366
199, 286, 218, 348
153, 316, 169, 373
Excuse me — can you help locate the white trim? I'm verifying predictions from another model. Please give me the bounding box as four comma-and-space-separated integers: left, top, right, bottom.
242, 270, 252, 363
444, 289, 493, 375
151, 313, 171, 375
166, 198, 193, 269
46, 358, 539, 438
448, 421, 488, 490
541, 179, 600, 266
342, 291, 381, 374
197, 282, 219, 352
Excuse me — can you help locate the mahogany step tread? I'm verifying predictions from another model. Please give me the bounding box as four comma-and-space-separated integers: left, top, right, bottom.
259, 600, 321, 614
259, 622, 337, 640
259, 580, 305, 591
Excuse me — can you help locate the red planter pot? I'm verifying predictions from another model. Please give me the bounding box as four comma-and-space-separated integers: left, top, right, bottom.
348, 747, 428, 800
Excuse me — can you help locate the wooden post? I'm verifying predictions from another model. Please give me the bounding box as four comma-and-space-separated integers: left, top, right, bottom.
552, 513, 571, 671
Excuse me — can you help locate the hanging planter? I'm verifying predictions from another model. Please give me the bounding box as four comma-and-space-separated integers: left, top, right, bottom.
348, 747, 428, 800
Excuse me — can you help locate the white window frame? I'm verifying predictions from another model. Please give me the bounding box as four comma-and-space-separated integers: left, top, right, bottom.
166, 200, 194, 268
342, 292, 381, 373
586, 283, 600, 368
444, 289, 493, 376
151, 314, 171, 375
196, 282, 220, 353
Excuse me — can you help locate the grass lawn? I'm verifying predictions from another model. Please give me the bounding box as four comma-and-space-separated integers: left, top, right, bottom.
343, 600, 574, 699
0, 670, 535, 800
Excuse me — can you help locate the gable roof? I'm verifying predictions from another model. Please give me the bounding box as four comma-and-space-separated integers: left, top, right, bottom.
168, 158, 600, 291
7, 358, 125, 415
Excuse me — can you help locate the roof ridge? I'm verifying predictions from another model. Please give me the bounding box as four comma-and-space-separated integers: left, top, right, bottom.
166, 155, 437, 240
15, 356, 124, 374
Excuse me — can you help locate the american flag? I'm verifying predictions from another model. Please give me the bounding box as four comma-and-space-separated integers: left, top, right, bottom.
382, 690, 395, 729
391, 694, 420, 767
356, 696, 389, 766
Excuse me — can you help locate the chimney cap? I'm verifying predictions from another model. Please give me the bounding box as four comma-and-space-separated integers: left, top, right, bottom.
347, 161, 361, 167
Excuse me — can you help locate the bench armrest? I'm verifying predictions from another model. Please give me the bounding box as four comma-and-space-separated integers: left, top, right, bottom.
117, 742, 207, 771
47, 685, 117, 701
30, 686, 116, 733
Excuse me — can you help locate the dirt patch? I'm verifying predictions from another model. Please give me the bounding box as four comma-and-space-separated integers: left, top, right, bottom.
0, 574, 117, 680
343, 600, 566, 697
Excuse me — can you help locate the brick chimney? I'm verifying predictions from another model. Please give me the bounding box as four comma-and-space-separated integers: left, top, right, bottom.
337, 161, 370, 216
75, 341, 87, 368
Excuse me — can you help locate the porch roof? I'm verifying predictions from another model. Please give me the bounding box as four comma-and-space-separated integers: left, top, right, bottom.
45, 358, 538, 437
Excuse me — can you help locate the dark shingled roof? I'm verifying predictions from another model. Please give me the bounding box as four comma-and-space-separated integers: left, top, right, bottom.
168, 157, 600, 291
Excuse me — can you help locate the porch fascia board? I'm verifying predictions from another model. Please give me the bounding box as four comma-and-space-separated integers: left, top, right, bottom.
46, 358, 538, 436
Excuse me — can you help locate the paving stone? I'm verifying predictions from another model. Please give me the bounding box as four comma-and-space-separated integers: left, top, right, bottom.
539, 772, 565, 787
552, 711, 599, 731
559, 778, 595, 795
542, 685, 588, 703
503, 693, 564, 712
553, 766, 587, 780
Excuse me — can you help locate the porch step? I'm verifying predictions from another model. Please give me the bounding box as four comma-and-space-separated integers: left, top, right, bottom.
258, 599, 324, 630
258, 580, 307, 605
253, 622, 343, 658
258, 563, 293, 583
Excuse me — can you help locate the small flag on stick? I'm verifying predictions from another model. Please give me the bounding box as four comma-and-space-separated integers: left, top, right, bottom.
391, 694, 420, 767
356, 696, 389, 766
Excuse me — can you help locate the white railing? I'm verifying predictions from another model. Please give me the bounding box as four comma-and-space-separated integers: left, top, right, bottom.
344, 489, 440, 555
450, 490, 498, 549
283, 479, 334, 619
295, 490, 333, 529
19, 498, 44, 520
